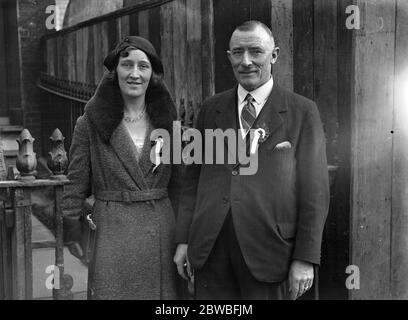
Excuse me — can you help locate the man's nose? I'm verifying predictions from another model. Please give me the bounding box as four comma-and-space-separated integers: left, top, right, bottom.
241, 51, 252, 66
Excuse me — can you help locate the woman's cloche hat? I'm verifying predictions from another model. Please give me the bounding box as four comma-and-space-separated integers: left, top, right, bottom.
103, 36, 164, 75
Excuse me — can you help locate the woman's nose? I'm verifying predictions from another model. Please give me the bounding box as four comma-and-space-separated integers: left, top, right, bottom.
129, 66, 141, 78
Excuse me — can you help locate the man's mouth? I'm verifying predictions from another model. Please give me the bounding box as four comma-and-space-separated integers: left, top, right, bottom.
239, 70, 257, 75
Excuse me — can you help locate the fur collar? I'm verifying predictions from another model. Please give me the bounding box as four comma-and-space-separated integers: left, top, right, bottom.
84, 72, 177, 144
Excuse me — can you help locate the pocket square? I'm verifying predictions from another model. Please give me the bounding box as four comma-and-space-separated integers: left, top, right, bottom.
273, 141, 292, 151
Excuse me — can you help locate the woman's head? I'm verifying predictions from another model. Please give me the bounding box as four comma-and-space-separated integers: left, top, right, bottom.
104, 36, 164, 99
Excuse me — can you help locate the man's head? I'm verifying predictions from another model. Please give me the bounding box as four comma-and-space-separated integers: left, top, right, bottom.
227, 21, 279, 92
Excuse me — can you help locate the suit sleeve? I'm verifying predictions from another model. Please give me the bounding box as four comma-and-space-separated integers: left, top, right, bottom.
292, 102, 330, 265
62, 115, 92, 244
174, 103, 207, 244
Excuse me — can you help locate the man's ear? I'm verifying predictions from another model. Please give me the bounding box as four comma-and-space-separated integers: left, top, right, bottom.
271, 47, 280, 64
226, 50, 233, 63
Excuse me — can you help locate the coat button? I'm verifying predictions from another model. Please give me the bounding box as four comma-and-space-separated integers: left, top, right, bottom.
148, 229, 157, 237
223, 197, 229, 203
232, 170, 238, 176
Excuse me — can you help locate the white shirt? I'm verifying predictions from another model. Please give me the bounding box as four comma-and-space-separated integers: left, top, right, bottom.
237, 76, 274, 138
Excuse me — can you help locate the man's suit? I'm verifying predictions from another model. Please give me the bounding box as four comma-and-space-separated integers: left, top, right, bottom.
175, 84, 330, 283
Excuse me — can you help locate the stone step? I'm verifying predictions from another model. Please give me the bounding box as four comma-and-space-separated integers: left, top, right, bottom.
0, 117, 10, 126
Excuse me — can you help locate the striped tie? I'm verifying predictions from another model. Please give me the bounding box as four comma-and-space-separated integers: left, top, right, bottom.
241, 94, 256, 135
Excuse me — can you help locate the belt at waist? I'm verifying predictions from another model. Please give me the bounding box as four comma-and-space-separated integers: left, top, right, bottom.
94, 188, 168, 202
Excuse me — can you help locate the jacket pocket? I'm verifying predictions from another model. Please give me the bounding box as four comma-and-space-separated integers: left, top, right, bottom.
277, 223, 297, 240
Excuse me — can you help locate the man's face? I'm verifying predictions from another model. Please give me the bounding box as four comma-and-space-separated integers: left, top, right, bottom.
227, 27, 279, 91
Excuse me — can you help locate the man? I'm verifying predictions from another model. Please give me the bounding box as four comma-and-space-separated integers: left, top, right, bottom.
174, 21, 329, 300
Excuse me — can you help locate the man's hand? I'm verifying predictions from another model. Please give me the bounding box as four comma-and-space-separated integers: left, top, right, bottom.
173, 244, 193, 281
288, 259, 314, 300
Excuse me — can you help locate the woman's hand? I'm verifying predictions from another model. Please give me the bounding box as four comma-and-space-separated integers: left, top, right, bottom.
173, 244, 192, 281
68, 242, 84, 260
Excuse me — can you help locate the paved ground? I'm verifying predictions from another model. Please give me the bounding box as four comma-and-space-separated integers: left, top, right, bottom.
32, 215, 87, 300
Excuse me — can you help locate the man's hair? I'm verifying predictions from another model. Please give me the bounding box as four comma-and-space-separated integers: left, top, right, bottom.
229, 20, 277, 48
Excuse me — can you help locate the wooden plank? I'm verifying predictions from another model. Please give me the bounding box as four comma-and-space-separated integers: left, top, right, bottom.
172, 0, 187, 117
57, 36, 63, 78
61, 35, 68, 80
0, 204, 12, 299
350, 0, 396, 300
201, 0, 215, 101
149, 6, 161, 56
160, 1, 175, 97
86, 27, 95, 84
93, 24, 103, 84
75, 29, 83, 82
116, 17, 122, 40
186, 0, 202, 126
271, 0, 293, 91
121, 14, 130, 37
391, 0, 408, 300
67, 32, 77, 81
48, 39, 55, 76
213, 0, 235, 93
108, 18, 118, 51
317, 0, 353, 300
23, 189, 32, 299
314, 0, 338, 164
293, 0, 314, 99
129, 11, 139, 35
0, 4, 8, 117
82, 27, 90, 83
101, 21, 110, 71
138, 10, 150, 39
11, 188, 28, 299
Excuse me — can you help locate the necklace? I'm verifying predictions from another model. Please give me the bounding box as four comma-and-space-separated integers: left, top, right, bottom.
123, 106, 147, 123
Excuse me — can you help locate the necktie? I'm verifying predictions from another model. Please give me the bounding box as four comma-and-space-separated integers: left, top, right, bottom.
241, 94, 256, 135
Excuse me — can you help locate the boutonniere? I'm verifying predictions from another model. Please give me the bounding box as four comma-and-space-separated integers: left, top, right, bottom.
250, 123, 271, 155
151, 137, 164, 173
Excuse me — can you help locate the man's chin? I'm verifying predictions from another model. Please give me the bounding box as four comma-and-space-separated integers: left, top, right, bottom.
239, 81, 258, 92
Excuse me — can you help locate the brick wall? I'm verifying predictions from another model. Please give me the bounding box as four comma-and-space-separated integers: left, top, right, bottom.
17, 0, 55, 154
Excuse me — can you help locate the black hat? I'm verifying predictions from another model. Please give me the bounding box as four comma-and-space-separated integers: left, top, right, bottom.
103, 36, 163, 75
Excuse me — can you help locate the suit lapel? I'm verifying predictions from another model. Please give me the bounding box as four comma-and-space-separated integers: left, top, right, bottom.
110, 122, 148, 190
252, 84, 287, 151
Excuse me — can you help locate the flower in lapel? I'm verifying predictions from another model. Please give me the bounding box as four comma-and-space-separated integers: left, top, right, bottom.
253, 122, 271, 144
250, 123, 271, 155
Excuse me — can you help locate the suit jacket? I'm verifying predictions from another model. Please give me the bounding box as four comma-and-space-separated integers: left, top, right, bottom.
175, 84, 330, 282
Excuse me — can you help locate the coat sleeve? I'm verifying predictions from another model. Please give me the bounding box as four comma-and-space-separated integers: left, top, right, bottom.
62, 115, 92, 244
292, 102, 330, 265
174, 103, 207, 244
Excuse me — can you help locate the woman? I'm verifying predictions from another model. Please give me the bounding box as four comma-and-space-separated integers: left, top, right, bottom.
62, 36, 181, 299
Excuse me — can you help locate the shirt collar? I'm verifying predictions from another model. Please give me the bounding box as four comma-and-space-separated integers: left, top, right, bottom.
237, 76, 274, 105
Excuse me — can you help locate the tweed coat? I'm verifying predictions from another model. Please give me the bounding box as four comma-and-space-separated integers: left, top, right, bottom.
175, 84, 330, 283
62, 72, 181, 300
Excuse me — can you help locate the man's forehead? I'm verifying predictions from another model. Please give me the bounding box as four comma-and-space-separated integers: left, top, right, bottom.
229, 28, 273, 49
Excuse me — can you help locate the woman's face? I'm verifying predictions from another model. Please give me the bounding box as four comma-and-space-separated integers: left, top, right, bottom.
116, 49, 153, 99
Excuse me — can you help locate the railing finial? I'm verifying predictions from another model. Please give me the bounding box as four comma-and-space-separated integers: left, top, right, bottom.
47, 128, 68, 179
16, 129, 37, 180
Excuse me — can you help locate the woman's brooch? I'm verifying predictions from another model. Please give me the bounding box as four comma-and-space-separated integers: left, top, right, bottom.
152, 137, 164, 173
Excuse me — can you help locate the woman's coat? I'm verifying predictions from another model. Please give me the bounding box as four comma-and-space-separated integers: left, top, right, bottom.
62, 73, 181, 299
